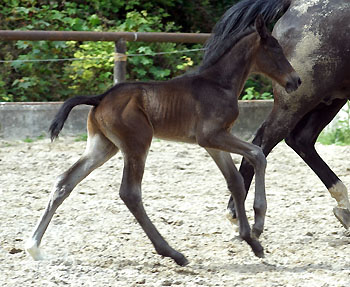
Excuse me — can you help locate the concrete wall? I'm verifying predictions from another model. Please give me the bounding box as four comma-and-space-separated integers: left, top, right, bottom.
0, 101, 273, 140
231, 100, 273, 140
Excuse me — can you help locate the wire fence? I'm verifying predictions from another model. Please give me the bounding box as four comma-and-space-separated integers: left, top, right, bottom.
0, 47, 206, 64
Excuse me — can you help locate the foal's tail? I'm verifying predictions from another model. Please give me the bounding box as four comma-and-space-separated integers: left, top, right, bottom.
49, 93, 106, 141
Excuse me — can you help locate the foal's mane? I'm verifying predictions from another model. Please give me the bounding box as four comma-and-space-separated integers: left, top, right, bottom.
199, 0, 291, 71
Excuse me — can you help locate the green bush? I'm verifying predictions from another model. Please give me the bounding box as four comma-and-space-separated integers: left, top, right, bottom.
0, 1, 205, 101
0, 0, 272, 102
241, 75, 273, 100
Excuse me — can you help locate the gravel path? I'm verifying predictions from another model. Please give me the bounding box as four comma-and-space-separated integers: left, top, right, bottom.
1, 137, 350, 286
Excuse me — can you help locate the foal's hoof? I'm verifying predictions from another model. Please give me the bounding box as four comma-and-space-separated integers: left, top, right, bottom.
250, 240, 264, 258
25, 240, 44, 261
253, 247, 265, 258
333, 207, 350, 229
173, 253, 189, 266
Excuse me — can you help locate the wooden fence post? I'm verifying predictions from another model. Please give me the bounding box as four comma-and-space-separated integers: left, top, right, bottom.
114, 38, 127, 84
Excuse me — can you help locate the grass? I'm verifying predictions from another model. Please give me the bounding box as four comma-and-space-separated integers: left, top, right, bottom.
23, 137, 34, 143
74, 133, 88, 142
23, 134, 45, 143
22, 134, 88, 143
317, 102, 350, 146
317, 128, 350, 146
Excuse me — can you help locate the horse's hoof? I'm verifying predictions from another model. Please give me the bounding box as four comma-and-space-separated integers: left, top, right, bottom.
25, 240, 44, 260
333, 207, 350, 229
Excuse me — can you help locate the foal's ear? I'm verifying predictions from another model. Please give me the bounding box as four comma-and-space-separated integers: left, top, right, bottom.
255, 14, 269, 40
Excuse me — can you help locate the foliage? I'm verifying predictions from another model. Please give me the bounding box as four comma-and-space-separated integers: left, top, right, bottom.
317, 102, 350, 145
69, 9, 201, 86
318, 128, 350, 146
242, 87, 273, 100
0, 0, 207, 101
0, 0, 271, 102
241, 75, 273, 100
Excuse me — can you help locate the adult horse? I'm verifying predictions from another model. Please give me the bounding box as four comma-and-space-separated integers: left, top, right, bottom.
25, 14, 300, 265
226, 0, 350, 230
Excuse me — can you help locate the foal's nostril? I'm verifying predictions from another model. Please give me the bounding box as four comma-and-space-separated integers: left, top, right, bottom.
297, 77, 302, 86
285, 82, 293, 93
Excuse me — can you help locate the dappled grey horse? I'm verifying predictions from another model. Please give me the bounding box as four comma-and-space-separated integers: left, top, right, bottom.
226, 0, 350, 231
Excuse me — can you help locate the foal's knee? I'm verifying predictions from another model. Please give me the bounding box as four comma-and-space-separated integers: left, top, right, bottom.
254, 201, 267, 217
248, 147, 266, 171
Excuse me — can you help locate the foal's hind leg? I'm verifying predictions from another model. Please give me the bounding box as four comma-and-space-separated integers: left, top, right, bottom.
108, 120, 187, 265
118, 148, 188, 266
26, 131, 117, 260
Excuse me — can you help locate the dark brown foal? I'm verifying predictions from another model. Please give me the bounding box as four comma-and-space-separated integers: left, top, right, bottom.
26, 15, 300, 265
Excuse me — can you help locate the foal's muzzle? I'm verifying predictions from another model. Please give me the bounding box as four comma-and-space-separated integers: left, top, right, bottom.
285, 72, 302, 93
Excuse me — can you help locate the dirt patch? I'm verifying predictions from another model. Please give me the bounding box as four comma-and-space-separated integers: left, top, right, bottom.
1, 137, 350, 286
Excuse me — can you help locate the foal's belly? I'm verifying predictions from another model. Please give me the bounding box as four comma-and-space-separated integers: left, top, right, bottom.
152, 118, 198, 144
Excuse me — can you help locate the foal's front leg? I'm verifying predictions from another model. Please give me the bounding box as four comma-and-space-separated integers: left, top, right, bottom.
205, 148, 251, 232
198, 129, 266, 257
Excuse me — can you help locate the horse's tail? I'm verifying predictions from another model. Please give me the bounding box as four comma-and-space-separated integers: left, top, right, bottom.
49, 93, 106, 141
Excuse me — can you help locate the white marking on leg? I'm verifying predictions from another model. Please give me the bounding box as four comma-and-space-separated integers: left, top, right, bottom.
25, 239, 44, 260
328, 181, 350, 210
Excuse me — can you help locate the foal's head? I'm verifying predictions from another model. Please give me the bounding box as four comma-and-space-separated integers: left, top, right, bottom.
253, 16, 301, 93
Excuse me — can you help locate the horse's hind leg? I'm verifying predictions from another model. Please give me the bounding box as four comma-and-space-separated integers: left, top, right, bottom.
26, 128, 118, 260
285, 99, 350, 228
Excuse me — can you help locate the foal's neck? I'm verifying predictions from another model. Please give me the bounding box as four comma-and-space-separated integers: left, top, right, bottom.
203, 32, 259, 94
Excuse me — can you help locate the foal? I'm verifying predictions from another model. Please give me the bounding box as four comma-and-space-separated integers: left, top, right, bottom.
26, 16, 300, 265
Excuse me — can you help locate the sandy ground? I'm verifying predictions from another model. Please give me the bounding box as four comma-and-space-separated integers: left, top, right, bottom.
1, 137, 350, 286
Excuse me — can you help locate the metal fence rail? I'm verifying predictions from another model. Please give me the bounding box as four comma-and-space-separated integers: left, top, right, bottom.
0, 30, 211, 84
0, 30, 210, 43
